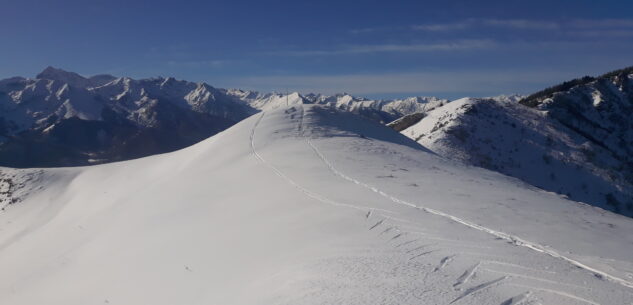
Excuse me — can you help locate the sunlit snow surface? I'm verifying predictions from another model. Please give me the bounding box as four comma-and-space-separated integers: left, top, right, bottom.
1, 105, 632, 304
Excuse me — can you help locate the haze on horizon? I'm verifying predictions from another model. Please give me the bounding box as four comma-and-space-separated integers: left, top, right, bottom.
1, 0, 632, 99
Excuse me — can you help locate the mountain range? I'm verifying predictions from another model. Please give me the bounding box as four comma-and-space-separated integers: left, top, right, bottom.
1, 66, 632, 217
0, 67, 451, 167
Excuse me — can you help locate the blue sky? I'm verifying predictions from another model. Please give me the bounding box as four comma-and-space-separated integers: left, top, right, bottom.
1, 0, 633, 99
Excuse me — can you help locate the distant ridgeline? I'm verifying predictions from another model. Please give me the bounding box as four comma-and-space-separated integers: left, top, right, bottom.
2, 66, 633, 217
520, 66, 633, 107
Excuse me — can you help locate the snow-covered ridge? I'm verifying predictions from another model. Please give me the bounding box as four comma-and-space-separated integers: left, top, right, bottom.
1, 104, 632, 304
227, 89, 450, 122
1, 67, 449, 136
398, 70, 633, 216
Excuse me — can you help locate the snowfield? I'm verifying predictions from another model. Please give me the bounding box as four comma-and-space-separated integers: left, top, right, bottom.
1, 105, 633, 304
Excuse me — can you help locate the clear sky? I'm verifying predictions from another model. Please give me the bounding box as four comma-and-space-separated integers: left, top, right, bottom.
2, 0, 633, 99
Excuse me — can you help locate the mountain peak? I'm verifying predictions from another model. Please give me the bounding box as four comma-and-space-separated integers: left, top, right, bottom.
35, 66, 115, 88
36, 66, 83, 80
36, 66, 90, 87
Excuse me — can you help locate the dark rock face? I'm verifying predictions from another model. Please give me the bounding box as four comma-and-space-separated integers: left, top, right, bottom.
520, 68, 633, 195
387, 112, 427, 132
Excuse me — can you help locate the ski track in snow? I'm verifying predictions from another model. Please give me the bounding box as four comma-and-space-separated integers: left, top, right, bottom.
500, 291, 535, 305
248, 106, 632, 304
406, 244, 433, 254
394, 238, 419, 248
454, 262, 481, 287
249, 112, 393, 214
302, 122, 633, 290
509, 284, 601, 305
483, 268, 586, 290
435, 255, 456, 272
368, 219, 384, 230
409, 250, 436, 260
451, 276, 508, 304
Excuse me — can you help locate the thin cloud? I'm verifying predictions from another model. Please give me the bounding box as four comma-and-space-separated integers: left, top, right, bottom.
166, 60, 233, 68
349, 27, 382, 34
411, 18, 560, 32
411, 22, 470, 31
230, 69, 580, 97
570, 18, 633, 29
569, 29, 633, 38
482, 19, 560, 30
349, 25, 407, 35
409, 18, 633, 33
399, 18, 633, 43
273, 39, 495, 56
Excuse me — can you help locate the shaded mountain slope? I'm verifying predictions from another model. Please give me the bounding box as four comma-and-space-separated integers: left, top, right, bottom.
396, 68, 633, 216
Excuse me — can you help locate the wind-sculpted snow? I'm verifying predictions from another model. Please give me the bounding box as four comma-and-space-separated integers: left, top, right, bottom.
2, 105, 632, 304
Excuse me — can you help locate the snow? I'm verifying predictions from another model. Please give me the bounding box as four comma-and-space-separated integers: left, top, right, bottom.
1, 104, 632, 304
591, 90, 603, 107
242, 92, 305, 111
400, 97, 633, 216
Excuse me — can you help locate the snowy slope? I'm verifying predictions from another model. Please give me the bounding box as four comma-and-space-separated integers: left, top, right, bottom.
400, 70, 633, 216
303, 93, 449, 122
387, 94, 521, 131
1, 105, 632, 304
